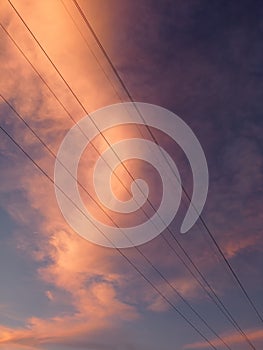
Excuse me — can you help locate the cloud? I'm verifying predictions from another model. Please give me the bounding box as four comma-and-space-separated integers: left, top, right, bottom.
1, 1, 262, 349
185, 327, 263, 349
0, 0, 141, 347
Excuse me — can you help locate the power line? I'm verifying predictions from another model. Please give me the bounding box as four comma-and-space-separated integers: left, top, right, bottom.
60, 0, 125, 104
57, 4, 259, 344
1, 95, 236, 350
0, 21, 140, 210
71, 0, 263, 325
1, 10, 257, 349
46, 2, 261, 347
0, 123, 221, 350
161, 233, 257, 350
6, 0, 174, 236
2, 6, 259, 348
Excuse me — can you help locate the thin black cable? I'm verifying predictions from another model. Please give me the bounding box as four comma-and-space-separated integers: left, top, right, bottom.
1, 14, 181, 274
0, 124, 220, 350
0, 21, 135, 202
57, 5, 258, 344
71, 0, 135, 103
5, 1, 261, 346
60, 0, 180, 195
6, 0, 140, 192
1, 95, 234, 350
71, 0, 263, 325
2, 8, 258, 349
6, 0, 174, 236
163, 234, 257, 350
54, 2, 261, 348
7, 0, 212, 285
60, 0, 125, 104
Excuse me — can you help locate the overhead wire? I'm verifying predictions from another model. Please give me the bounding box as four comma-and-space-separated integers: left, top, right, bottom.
0, 21, 140, 209
48, 2, 261, 348
2, 1, 260, 348
59, 0, 126, 105
0, 121, 221, 350
6, 0, 178, 237
0, 92, 236, 350
70, 0, 263, 325
0, 25, 255, 347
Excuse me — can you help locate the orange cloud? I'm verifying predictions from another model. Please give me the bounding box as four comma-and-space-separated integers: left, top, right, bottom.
185, 327, 263, 349
1, 2, 262, 349
0, 0, 140, 347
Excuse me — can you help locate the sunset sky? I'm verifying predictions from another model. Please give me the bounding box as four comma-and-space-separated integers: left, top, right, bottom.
0, 1, 263, 349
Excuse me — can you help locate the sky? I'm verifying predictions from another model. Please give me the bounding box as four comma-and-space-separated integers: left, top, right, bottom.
0, 0, 263, 349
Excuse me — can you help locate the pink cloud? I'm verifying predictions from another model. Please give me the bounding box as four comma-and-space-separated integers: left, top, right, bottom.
1, 2, 262, 349
185, 327, 263, 349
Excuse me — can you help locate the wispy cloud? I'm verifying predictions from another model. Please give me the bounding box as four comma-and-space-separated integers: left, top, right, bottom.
185, 327, 263, 349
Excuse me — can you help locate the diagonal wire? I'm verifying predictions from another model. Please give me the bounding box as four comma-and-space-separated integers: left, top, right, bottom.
71, 0, 263, 325
6, 0, 175, 233
59, 0, 126, 105
2, 5, 259, 349
1, 94, 236, 350
0, 121, 222, 350
52, 2, 260, 348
